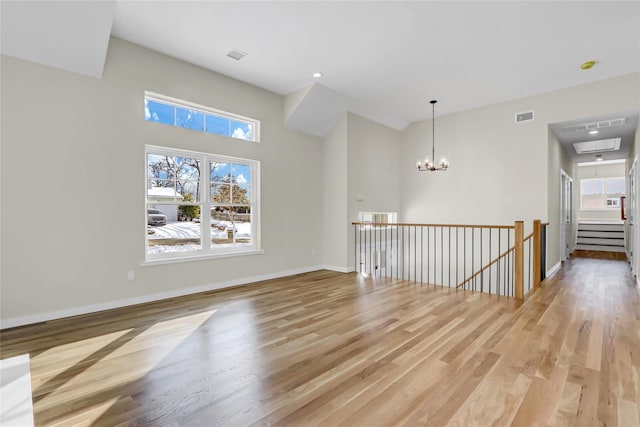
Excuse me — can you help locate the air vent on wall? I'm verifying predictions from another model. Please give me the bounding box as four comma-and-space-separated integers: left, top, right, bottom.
573, 138, 621, 154
515, 111, 534, 123
563, 118, 626, 132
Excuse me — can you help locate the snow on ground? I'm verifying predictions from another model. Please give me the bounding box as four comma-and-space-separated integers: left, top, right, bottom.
147, 221, 252, 254
148, 221, 252, 240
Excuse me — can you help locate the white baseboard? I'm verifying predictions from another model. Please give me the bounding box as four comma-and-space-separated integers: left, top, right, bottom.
546, 261, 561, 278
0, 265, 328, 330
320, 265, 354, 273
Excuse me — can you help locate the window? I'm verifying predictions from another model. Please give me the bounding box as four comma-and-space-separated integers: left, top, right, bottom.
359, 212, 397, 223
144, 92, 260, 142
359, 212, 397, 230
146, 145, 260, 262
580, 177, 625, 210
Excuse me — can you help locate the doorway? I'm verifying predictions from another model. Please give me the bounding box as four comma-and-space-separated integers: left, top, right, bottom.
628, 159, 637, 274
560, 169, 573, 261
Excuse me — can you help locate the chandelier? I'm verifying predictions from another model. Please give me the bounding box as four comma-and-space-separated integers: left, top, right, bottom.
417, 100, 449, 172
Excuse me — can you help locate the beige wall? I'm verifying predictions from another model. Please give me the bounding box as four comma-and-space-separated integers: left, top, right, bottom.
547, 129, 575, 267
322, 112, 401, 271
631, 126, 640, 278
400, 72, 639, 272
323, 113, 348, 269
576, 162, 626, 221
347, 113, 401, 270
2, 34, 638, 326
1, 37, 325, 325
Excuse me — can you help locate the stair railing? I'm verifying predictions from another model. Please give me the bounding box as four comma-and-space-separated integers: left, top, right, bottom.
352, 219, 547, 300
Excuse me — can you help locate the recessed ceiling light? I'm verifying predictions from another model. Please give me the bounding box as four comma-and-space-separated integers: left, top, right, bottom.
312, 72, 323, 78
589, 130, 599, 135
596, 155, 603, 162
580, 61, 596, 70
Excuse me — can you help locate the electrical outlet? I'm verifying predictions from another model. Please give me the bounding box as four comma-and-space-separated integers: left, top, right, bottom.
127, 270, 135, 281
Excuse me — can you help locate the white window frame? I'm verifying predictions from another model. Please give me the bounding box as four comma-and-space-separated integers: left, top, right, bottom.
144, 91, 261, 142
144, 145, 261, 264
580, 177, 625, 210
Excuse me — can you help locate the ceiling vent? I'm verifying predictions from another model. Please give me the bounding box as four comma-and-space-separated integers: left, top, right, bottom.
563, 118, 626, 132
573, 137, 622, 154
515, 111, 534, 123
226, 49, 248, 61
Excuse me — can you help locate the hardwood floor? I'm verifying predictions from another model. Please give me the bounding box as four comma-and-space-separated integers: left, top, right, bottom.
1, 257, 639, 426
571, 249, 628, 261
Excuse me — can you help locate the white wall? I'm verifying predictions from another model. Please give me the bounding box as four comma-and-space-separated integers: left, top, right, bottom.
1, 37, 325, 326
576, 162, 626, 221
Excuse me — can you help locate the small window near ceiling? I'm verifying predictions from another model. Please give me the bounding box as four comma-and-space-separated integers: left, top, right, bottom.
144, 92, 260, 142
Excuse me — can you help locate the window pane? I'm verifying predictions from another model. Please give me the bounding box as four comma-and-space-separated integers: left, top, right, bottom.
210, 162, 230, 183
581, 179, 604, 195
211, 183, 231, 204
210, 206, 251, 248
145, 100, 175, 125
147, 204, 202, 255
230, 120, 253, 140
231, 163, 251, 202
147, 154, 201, 202
582, 194, 604, 209
176, 108, 204, 131
205, 114, 230, 137
147, 180, 180, 202
144, 93, 259, 142
606, 177, 625, 195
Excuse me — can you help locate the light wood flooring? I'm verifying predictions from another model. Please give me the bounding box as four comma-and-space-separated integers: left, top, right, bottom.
1, 257, 639, 426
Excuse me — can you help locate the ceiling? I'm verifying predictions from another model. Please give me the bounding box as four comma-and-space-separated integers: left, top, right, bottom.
550, 112, 639, 164
1, 1, 639, 135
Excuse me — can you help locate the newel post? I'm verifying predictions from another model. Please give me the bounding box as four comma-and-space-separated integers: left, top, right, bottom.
514, 220, 524, 301
533, 219, 542, 290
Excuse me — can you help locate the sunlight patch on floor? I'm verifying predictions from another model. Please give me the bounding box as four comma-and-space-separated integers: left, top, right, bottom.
34, 310, 217, 414
1, 354, 34, 427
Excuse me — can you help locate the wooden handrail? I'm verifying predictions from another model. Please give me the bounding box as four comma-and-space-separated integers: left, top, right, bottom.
455, 231, 535, 289
351, 222, 515, 229
456, 245, 515, 288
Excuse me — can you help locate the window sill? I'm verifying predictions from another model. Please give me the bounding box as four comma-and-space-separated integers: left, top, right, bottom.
140, 249, 264, 267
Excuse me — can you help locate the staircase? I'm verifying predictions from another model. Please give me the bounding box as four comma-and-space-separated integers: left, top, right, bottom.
575, 220, 625, 253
